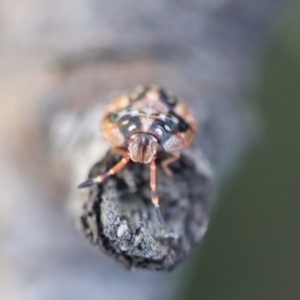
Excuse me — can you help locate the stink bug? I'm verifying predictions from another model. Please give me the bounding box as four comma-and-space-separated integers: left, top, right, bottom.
78, 85, 197, 224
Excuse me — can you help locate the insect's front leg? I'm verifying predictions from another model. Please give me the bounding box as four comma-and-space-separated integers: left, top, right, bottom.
77, 146, 130, 188
110, 146, 128, 157
150, 160, 164, 225
161, 151, 180, 178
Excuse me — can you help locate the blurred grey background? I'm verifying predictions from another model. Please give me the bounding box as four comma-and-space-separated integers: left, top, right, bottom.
181, 2, 300, 299
0, 0, 300, 300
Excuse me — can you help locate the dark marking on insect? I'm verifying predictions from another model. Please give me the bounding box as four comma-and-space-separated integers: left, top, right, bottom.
78, 85, 197, 224
159, 88, 177, 108
149, 118, 175, 143
128, 86, 148, 102
117, 115, 142, 138
168, 110, 190, 132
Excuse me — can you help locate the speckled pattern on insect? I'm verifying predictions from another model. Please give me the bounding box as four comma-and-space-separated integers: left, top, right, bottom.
78, 85, 197, 224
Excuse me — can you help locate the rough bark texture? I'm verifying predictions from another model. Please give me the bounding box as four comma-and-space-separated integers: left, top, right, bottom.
80, 151, 212, 271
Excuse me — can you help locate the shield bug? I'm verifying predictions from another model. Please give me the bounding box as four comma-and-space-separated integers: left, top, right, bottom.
78, 85, 197, 224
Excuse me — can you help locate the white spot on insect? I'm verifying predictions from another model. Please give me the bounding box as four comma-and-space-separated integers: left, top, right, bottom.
130, 110, 139, 116
142, 107, 156, 115
128, 124, 137, 131
159, 114, 166, 121
164, 124, 172, 132
155, 127, 164, 136
122, 119, 130, 125
151, 136, 158, 142
147, 91, 159, 101
171, 116, 179, 123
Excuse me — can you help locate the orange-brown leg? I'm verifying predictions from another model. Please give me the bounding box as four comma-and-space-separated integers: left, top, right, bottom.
150, 160, 164, 224
78, 155, 131, 188
110, 146, 128, 157
161, 151, 180, 178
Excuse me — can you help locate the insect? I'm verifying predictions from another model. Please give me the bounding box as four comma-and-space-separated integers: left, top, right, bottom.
78, 85, 197, 224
